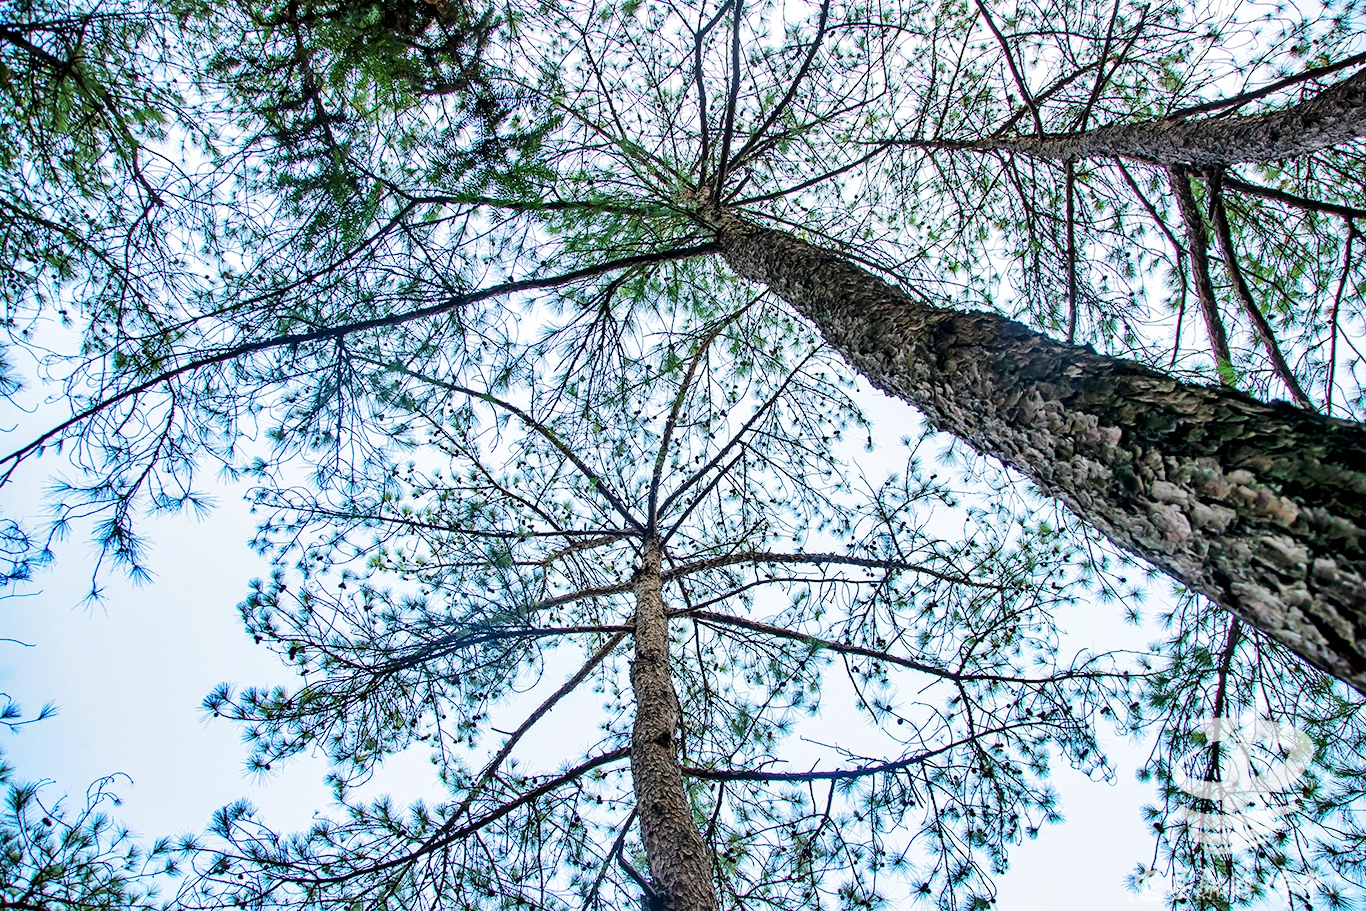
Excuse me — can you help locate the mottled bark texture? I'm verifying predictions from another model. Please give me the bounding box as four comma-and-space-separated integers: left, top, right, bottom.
631, 540, 719, 911
709, 211, 1366, 694
922, 67, 1366, 166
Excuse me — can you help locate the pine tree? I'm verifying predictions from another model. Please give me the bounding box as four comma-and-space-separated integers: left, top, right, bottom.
180, 297, 1139, 911
5, 2, 1366, 905
0, 747, 178, 911
7, 0, 1366, 691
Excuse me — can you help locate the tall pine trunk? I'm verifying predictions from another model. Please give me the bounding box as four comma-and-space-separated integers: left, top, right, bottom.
918, 67, 1366, 165
709, 211, 1366, 694
630, 539, 719, 911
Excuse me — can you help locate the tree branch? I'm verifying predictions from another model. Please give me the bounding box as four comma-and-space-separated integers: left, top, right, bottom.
379, 368, 647, 534
447, 633, 628, 824
682, 721, 1036, 781
1065, 160, 1079, 343
726, 0, 832, 171
1328, 222, 1357, 416
711, 0, 746, 199
973, 0, 1042, 137
648, 306, 752, 532
891, 67, 1366, 166
1221, 174, 1366, 221
285, 747, 633, 885
656, 349, 820, 518
1167, 166, 1233, 376
1164, 52, 1366, 121
1074, 0, 1123, 132
662, 550, 999, 589
685, 609, 1121, 686
1204, 168, 1315, 408
1, 244, 721, 479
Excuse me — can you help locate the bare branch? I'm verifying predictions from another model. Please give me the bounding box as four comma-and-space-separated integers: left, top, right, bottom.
972, 0, 1042, 137
663, 551, 1000, 590
1167, 166, 1233, 375
1204, 168, 1314, 408
889, 67, 1366, 166
691, 0, 738, 183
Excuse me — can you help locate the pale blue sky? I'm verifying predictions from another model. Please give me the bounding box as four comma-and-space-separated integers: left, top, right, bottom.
0, 381, 1298, 910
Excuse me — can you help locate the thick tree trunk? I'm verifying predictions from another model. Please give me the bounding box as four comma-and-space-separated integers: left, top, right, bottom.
918, 68, 1366, 166
709, 211, 1366, 694
630, 539, 718, 911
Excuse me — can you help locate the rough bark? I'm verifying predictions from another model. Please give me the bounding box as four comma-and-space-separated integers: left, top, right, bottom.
909, 67, 1366, 166
708, 210, 1366, 694
630, 539, 718, 911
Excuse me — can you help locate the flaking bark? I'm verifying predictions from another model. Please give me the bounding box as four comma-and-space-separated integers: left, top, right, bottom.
630, 539, 719, 911
708, 210, 1366, 694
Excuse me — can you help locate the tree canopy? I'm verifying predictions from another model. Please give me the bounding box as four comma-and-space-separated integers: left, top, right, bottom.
163, 297, 1142, 911
4, 0, 1366, 907
5, 0, 1366, 684
0, 747, 179, 911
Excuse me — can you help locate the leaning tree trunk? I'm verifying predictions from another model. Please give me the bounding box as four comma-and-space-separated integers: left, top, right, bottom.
630, 539, 719, 911
918, 67, 1366, 166
708, 210, 1366, 695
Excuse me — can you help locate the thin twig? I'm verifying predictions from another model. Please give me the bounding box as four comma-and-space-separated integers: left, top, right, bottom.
973, 0, 1042, 137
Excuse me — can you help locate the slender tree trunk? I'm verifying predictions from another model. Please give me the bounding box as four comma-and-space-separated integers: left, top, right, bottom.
911, 68, 1366, 166
630, 539, 718, 911
708, 210, 1366, 694
1166, 166, 1233, 375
